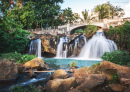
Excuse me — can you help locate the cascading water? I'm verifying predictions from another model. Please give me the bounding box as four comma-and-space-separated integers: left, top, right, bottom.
56, 37, 68, 58
29, 38, 41, 57
79, 32, 117, 59
68, 34, 87, 57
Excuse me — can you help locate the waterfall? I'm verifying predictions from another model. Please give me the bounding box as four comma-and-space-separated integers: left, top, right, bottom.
29, 38, 41, 57
56, 37, 68, 58
79, 32, 117, 59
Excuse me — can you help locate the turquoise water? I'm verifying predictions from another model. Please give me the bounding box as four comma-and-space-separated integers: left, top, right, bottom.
43, 58, 101, 69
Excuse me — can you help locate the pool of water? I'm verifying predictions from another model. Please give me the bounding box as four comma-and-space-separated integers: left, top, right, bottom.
43, 58, 101, 69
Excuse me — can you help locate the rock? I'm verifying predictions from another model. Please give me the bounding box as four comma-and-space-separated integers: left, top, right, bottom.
108, 83, 123, 92
76, 74, 107, 92
100, 61, 130, 81
124, 86, 130, 92
0, 61, 18, 82
52, 69, 69, 79
101, 69, 117, 81
28, 69, 36, 78
37, 85, 46, 92
72, 67, 90, 85
66, 89, 81, 92
24, 58, 49, 70
41, 36, 56, 55
46, 77, 78, 92
117, 69, 130, 86
100, 61, 129, 70
68, 67, 77, 73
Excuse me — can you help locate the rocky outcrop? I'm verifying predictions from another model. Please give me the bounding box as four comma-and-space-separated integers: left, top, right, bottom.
52, 69, 69, 79
100, 61, 130, 81
24, 58, 49, 70
0, 61, 18, 81
72, 67, 90, 85
41, 36, 56, 56
46, 77, 78, 92
76, 74, 107, 92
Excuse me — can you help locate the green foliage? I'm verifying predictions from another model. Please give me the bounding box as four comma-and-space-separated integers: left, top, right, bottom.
94, 2, 124, 19
89, 62, 100, 70
71, 25, 97, 35
82, 9, 88, 20
105, 21, 130, 52
11, 84, 42, 92
0, 10, 30, 53
75, 29, 84, 33
69, 60, 78, 67
16, 54, 37, 63
109, 73, 118, 84
101, 50, 130, 66
0, 52, 36, 63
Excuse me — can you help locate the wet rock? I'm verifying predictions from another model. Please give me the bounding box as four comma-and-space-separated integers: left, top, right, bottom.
41, 36, 56, 55
24, 58, 49, 70
46, 77, 78, 92
28, 69, 36, 78
52, 69, 69, 79
72, 67, 90, 85
66, 89, 81, 92
68, 67, 77, 73
108, 83, 123, 92
0, 61, 18, 82
76, 74, 107, 92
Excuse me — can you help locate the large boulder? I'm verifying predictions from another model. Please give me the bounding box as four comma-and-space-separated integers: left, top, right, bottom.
52, 69, 69, 79
108, 83, 123, 92
76, 74, 107, 92
100, 61, 130, 81
24, 58, 49, 70
46, 77, 78, 92
0, 61, 18, 81
72, 67, 90, 85
100, 61, 129, 70
117, 69, 130, 86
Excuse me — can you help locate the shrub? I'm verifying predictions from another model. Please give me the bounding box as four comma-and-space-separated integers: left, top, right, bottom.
104, 21, 130, 52
11, 84, 42, 92
101, 50, 130, 66
69, 60, 78, 68
16, 54, 37, 63
0, 52, 36, 63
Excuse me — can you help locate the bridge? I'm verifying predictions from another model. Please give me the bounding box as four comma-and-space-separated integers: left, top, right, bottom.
26, 18, 126, 36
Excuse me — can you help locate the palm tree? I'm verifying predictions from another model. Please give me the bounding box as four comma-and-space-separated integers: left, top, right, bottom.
94, 4, 108, 19
82, 9, 88, 20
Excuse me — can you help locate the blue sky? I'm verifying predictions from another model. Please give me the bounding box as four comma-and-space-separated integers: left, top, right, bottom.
60, 0, 130, 18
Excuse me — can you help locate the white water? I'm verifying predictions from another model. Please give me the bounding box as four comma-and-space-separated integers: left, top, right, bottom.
56, 37, 68, 58
29, 38, 41, 57
79, 32, 117, 59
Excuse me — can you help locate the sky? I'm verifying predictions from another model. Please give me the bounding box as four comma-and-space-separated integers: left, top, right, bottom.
60, 0, 130, 18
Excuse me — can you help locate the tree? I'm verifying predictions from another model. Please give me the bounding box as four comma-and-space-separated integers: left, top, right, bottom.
82, 9, 88, 20
94, 4, 108, 19
94, 2, 124, 19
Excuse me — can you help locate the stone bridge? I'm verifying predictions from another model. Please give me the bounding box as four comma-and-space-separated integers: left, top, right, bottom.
26, 18, 125, 36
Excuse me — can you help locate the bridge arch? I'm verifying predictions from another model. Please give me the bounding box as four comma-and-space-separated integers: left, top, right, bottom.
70, 24, 102, 35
